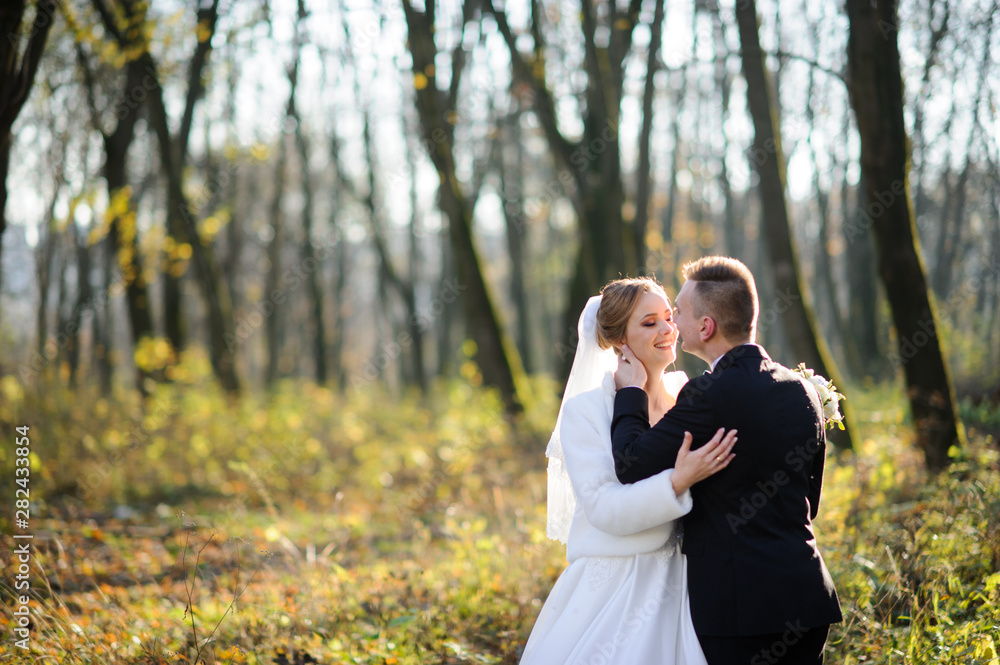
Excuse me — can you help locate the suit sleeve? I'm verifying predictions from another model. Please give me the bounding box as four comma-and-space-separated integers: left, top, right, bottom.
801, 380, 827, 521
808, 429, 827, 520
611, 383, 717, 484
560, 396, 693, 536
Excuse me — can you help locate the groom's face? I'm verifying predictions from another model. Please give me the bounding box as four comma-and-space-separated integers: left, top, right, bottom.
673, 281, 704, 359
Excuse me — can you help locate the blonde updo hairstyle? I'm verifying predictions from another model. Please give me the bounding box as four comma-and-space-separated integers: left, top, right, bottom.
597, 277, 668, 356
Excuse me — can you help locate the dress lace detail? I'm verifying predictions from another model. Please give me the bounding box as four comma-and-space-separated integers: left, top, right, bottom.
585, 556, 627, 590
671, 518, 684, 547
655, 522, 684, 563
583, 525, 683, 589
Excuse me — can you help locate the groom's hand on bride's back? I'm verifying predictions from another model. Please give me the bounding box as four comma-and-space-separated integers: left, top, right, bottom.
614, 344, 647, 390
670, 428, 737, 495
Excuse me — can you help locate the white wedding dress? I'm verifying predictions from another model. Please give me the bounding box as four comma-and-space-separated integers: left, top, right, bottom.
520, 295, 707, 665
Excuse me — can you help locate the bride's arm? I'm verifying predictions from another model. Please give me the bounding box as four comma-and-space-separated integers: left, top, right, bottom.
559, 395, 694, 536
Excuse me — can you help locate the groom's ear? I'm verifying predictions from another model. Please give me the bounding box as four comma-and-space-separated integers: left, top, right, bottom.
701, 316, 717, 341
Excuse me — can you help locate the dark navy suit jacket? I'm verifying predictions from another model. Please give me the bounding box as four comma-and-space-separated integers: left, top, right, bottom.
611, 343, 842, 636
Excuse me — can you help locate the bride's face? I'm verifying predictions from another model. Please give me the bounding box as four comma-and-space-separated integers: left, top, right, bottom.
622, 290, 678, 370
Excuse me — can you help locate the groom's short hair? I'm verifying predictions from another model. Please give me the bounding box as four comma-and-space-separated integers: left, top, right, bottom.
682, 256, 758, 341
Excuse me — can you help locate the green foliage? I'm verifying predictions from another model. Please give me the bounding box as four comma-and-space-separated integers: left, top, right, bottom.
819, 386, 1000, 664
960, 396, 1000, 434
0, 359, 997, 662
0, 349, 560, 512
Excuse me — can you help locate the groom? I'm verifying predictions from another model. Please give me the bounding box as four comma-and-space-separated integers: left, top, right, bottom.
611, 256, 842, 664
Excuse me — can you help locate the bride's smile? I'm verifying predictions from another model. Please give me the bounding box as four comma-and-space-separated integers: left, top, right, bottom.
623, 290, 679, 371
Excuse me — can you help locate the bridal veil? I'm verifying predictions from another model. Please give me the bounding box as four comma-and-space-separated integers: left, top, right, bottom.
545, 295, 618, 543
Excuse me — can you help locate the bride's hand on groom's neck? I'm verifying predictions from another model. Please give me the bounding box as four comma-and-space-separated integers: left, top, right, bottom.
614, 344, 647, 391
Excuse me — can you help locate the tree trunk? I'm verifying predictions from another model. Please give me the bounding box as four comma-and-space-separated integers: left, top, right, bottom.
633, 0, 665, 271
334, 13, 428, 392
332, 234, 348, 392
126, 1, 236, 393
222, 62, 243, 327
736, 0, 856, 450
710, 2, 742, 260
69, 217, 91, 386
34, 192, 59, 373
911, 0, 951, 226
985, 178, 1000, 360
486, 0, 644, 383
294, 109, 326, 386
935, 159, 968, 299
436, 237, 457, 378
0, 0, 57, 354
403, 0, 526, 413
803, 31, 851, 370
223, 173, 243, 322
96, 237, 114, 395
405, 124, 427, 389
358, 104, 425, 391
164, 0, 222, 354
844, 180, 884, 377
499, 105, 533, 374
931, 161, 957, 298
662, 78, 684, 290
54, 232, 71, 378
162, 220, 184, 352
265, 49, 297, 389
933, 18, 991, 301
329, 129, 348, 392
91, 0, 238, 392
34, 236, 53, 376
845, 0, 965, 470
152, 104, 240, 394
687, 6, 706, 258
78, 40, 158, 393
0, 142, 8, 340
839, 105, 883, 378
143, 63, 239, 393
265, 125, 287, 388
375, 260, 397, 391
105, 140, 157, 393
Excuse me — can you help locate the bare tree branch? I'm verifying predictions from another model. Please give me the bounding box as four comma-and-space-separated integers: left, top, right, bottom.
178, 0, 221, 163
0, 0, 58, 139
482, 0, 578, 171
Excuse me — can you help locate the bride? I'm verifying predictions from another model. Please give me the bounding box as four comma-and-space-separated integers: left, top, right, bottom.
520, 277, 737, 664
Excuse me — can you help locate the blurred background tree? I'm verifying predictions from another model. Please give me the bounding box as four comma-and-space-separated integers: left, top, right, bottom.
2, 0, 997, 470
845, 0, 973, 469
1, 0, 57, 336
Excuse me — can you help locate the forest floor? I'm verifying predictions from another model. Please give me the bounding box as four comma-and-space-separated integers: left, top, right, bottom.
1, 358, 999, 664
